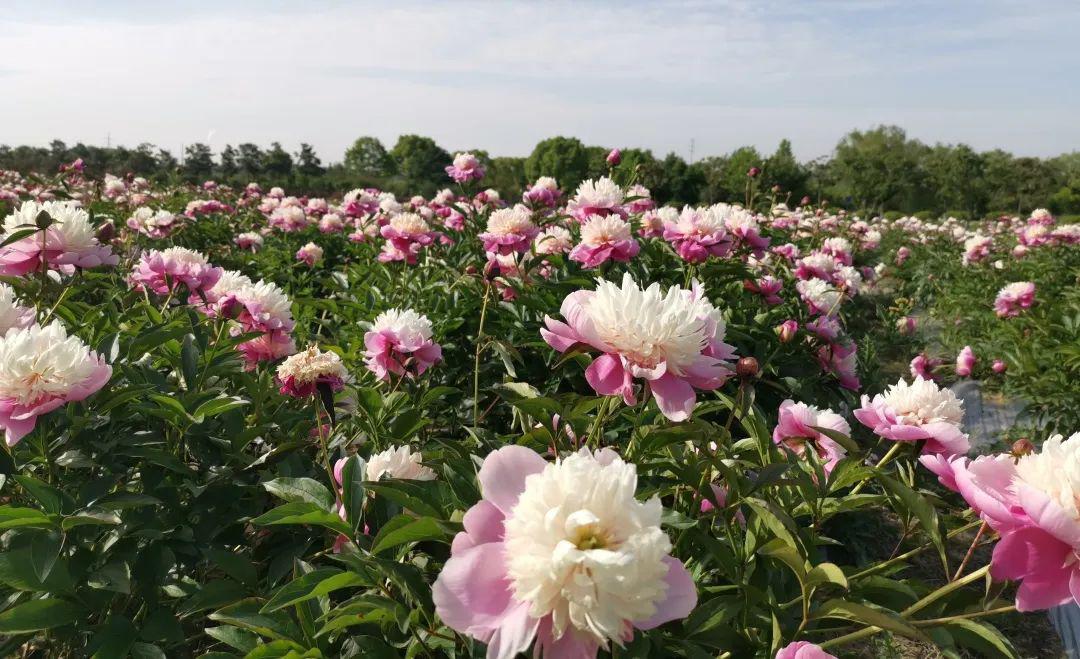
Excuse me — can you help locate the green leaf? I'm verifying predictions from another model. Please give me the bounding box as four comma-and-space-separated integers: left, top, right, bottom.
261, 569, 366, 613
181, 333, 200, 389
91, 615, 137, 659
209, 599, 301, 642
944, 619, 1019, 659
179, 579, 247, 615
0, 505, 56, 530
62, 507, 122, 530
262, 478, 335, 509
0, 598, 85, 633
13, 475, 70, 514
879, 475, 948, 573
371, 516, 447, 555
251, 503, 351, 535
806, 563, 849, 590
192, 396, 249, 423
338, 455, 366, 534
205, 625, 260, 653
813, 599, 931, 643
204, 548, 259, 587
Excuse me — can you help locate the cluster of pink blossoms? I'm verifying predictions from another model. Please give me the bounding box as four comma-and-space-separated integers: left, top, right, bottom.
993, 281, 1036, 318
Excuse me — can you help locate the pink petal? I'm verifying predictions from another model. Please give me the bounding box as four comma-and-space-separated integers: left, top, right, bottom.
636, 556, 697, 629
649, 373, 696, 422
584, 353, 628, 397
432, 542, 516, 633
484, 600, 540, 659
478, 445, 548, 515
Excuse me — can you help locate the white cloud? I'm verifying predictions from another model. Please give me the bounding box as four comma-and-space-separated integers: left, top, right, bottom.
0, 0, 1077, 162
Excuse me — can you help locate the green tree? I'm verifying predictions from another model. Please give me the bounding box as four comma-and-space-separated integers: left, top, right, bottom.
764, 139, 808, 201
263, 142, 294, 178
830, 125, 925, 211
219, 145, 239, 181
237, 143, 264, 179
653, 153, 704, 205
296, 143, 324, 177
389, 135, 451, 187
524, 137, 590, 192
182, 143, 214, 182
487, 157, 526, 199
922, 143, 986, 216
344, 136, 395, 177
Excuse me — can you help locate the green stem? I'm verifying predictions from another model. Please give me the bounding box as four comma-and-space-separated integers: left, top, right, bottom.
472, 283, 492, 428
849, 441, 904, 495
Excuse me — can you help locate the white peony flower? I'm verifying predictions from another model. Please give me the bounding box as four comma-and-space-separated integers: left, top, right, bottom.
370, 308, 434, 346
388, 212, 429, 235
579, 215, 632, 246
485, 206, 536, 236
504, 448, 671, 647
534, 226, 573, 254
880, 377, 964, 427
276, 345, 347, 385
0, 284, 34, 334
0, 321, 103, 406
366, 445, 436, 481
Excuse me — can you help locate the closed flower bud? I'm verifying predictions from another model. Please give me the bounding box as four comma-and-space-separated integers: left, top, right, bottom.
736, 356, 759, 379
1011, 438, 1034, 456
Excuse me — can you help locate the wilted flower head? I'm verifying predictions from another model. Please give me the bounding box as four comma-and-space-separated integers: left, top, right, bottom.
0, 321, 112, 446
433, 446, 695, 658
541, 274, 735, 421
276, 345, 347, 398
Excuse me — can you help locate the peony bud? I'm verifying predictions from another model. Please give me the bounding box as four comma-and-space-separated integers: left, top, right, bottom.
736, 356, 759, 380
992, 359, 1007, 374
776, 320, 798, 343
747, 166, 761, 178
800, 196, 811, 206
1011, 438, 1034, 456
606, 148, 621, 166
955, 345, 975, 377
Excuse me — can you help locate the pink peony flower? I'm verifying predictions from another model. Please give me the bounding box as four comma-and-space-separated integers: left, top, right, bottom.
318, 213, 345, 233
295, 242, 324, 266
816, 341, 860, 391
744, 276, 783, 305
129, 247, 222, 297
569, 215, 639, 268
445, 152, 486, 183
566, 177, 626, 223
479, 206, 539, 255
0, 321, 112, 446
235, 231, 263, 252
895, 246, 911, 266
909, 353, 940, 380
992, 359, 1007, 374
854, 376, 969, 456
237, 331, 296, 370
624, 184, 655, 214
776, 641, 837, 659
662, 206, 732, 263
541, 274, 735, 422
533, 226, 573, 255
773, 400, 850, 473
363, 309, 442, 380
994, 282, 1035, 318
522, 177, 561, 208
432, 446, 696, 659
955, 345, 975, 377
0, 284, 34, 335
1, 200, 118, 276
378, 213, 437, 264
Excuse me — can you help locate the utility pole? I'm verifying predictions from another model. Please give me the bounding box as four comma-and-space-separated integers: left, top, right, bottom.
106, 132, 111, 148
689, 138, 695, 164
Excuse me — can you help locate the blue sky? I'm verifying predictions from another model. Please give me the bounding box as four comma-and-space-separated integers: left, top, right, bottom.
1, 0, 1078, 163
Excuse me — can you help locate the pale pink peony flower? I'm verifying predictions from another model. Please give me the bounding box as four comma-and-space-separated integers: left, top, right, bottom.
295, 242, 324, 266
776, 319, 798, 343
992, 359, 1008, 374
895, 246, 911, 265
378, 213, 437, 264
363, 309, 442, 380
962, 234, 993, 265
480, 206, 539, 255
533, 226, 573, 255
0, 321, 111, 446
820, 237, 853, 265
236, 330, 295, 369
662, 206, 732, 263
318, 213, 345, 233
994, 282, 1035, 318
569, 215, 639, 268
794, 252, 839, 281
235, 231, 264, 252
127, 207, 182, 239
1, 200, 118, 276
816, 340, 860, 391
445, 152, 486, 183
566, 177, 626, 223
776, 641, 837, 659
624, 184, 655, 214
268, 206, 310, 232
796, 279, 842, 316
909, 353, 940, 380
854, 376, 969, 456
541, 274, 735, 422
129, 247, 222, 297
773, 400, 850, 474
432, 446, 696, 659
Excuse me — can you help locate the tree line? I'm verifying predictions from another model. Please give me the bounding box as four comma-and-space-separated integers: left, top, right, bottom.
3, 126, 1079, 217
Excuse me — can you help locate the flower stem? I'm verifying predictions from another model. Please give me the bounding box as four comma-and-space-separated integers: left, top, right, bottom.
472, 282, 492, 428
849, 441, 903, 495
